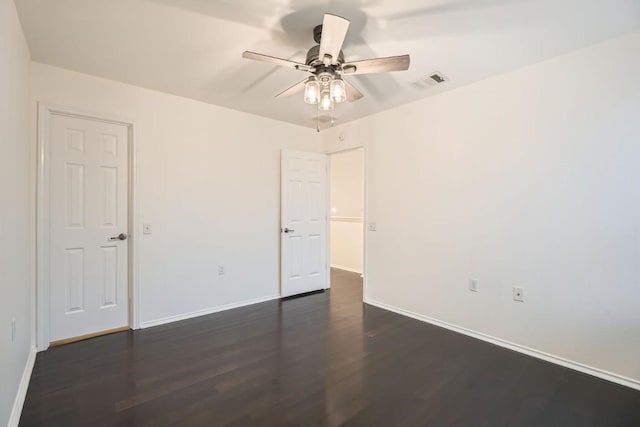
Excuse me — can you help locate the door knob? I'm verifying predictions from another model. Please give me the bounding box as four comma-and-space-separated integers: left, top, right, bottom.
283, 228, 295, 233
109, 233, 128, 241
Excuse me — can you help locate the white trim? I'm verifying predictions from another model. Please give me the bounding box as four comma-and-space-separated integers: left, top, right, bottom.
330, 264, 363, 274
324, 153, 333, 289
330, 216, 363, 223
36, 103, 52, 351
325, 154, 331, 290
365, 298, 640, 391
36, 103, 139, 350
362, 148, 368, 299
8, 347, 37, 427
139, 294, 281, 329
128, 119, 141, 330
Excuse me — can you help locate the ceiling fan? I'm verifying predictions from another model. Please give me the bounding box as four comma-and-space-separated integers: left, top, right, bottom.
242, 13, 410, 121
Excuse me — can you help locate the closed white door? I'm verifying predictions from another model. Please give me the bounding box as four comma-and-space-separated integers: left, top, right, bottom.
49, 114, 129, 342
281, 150, 328, 297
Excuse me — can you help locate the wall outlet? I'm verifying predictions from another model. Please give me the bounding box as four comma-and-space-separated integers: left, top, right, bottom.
218, 265, 225, 275
469, 279, 479, 292
143, 223, 152, 234
513, 286, 524, 302
368, 222, 377, 231
11, 319, 16, 342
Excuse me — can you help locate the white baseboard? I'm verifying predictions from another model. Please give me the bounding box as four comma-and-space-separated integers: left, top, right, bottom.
8, 347, 37, 427
365, 298, 640, 391
330, 264, 363, 274
140, 294, 281, 329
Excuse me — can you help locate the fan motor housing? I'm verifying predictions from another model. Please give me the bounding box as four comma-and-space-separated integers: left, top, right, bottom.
313, 24, 324, 44
306, 45, 345, 67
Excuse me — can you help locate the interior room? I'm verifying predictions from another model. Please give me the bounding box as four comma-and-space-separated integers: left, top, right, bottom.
1, 0, 639, 425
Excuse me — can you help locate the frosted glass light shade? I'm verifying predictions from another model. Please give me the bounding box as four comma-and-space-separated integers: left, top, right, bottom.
319, 89, 334, 111
304, 79, 320, 104
330, 77, 347, 103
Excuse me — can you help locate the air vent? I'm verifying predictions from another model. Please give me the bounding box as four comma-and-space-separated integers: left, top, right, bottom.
410, 71, 449, 90
429, 72, 447, 84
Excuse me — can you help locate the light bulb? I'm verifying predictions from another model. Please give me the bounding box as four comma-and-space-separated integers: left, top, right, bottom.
319, 89, 334, 111
330, 77, 346, 103
304, 79, 319, 104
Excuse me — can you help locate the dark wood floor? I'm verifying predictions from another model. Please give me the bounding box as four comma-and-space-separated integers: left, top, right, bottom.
21, 268, 640, 426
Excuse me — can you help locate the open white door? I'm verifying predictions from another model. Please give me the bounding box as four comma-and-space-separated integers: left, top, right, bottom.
281, 150, 328, 297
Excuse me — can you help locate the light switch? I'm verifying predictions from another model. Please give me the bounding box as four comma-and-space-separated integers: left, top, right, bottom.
143, 223, 152, 235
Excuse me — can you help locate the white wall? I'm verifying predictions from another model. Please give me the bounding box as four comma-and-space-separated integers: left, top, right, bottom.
330, 149, 364, 218
30, 62, 321, 327
330, 149, 364, 273
322, 32, 640, 386
330, 220, 364, 274
0, 0, 33, 425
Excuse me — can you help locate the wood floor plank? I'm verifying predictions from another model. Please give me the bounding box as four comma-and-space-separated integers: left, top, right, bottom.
20, 268, 640, 426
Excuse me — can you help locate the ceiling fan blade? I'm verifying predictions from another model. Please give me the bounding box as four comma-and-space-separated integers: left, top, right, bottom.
344, 79, 364, 102
242, 51, 312, 72
342, 55, 410, 75
275, 78, 309, 98
318, 14, 350, 65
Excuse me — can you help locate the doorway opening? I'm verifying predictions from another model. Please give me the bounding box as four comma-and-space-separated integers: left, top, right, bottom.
329, 148, 365, 293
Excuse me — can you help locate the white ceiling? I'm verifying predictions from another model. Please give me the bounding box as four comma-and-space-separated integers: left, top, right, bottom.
16, 0, 640, 128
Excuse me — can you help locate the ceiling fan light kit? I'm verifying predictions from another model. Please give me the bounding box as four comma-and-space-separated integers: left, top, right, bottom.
319, 89, 334, 111
242, 13, 411, 130
304, 77, 320, 104
305, 73, 345, 110
330, 76, 347, 103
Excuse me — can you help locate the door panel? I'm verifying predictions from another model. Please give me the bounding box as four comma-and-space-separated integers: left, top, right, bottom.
65, 163, 85, 227
281, 150, 328, 297
64, 248, 85, 313
100, 166, 118, 226
50, 114, 129, 342
100, 246, 118, 307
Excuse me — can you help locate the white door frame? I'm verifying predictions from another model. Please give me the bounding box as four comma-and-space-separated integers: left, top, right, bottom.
36, 103, 140, 351
326, 146, 367, 301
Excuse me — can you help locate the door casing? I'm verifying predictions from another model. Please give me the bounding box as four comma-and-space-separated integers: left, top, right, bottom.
36, 103, 140, 351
